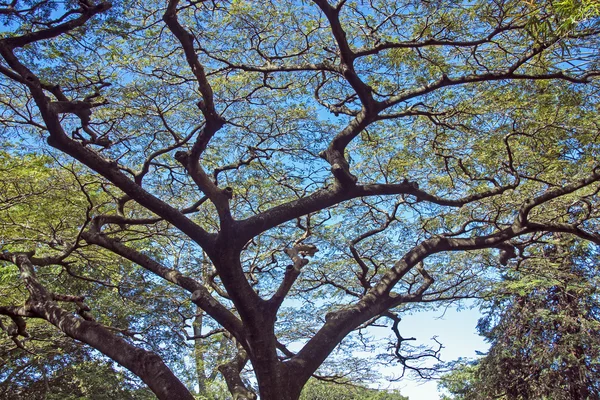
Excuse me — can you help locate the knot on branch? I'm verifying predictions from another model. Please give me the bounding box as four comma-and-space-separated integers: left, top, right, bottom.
191, 289, 219, 308
320, 149, 357, 188
324, 306, 354, 323
49, 100, 92, 124
284, 244, 318, 271
324, 311, 337, 322
296, 244, 318, 257
401, 178, 419, 190
191, 290, 203, 303
496, 243, 517, 266
174, 150, 189, 163
52, 293, 94, 320
223, 186, 233, 199
332, 163, 358, 187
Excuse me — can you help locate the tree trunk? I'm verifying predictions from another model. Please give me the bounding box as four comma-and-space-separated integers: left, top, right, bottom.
252, 359, 304, 400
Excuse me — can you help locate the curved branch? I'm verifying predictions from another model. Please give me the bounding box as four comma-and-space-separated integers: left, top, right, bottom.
0, 252, 195, 400
312, 0, 375, 110
354, 23, 527, 58
237, 178, 518, 244
80, 229, 245, 341
286, 166, 600, 381
0, 43, 216, 251
1, 2, 112, 49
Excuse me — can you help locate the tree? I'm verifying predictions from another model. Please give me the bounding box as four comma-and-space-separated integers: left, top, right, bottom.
438, 360, 479, 400
439, 237, 600, 400
300, 379, 408, 400
0, 152, 182, 399
1, 0, 600, 399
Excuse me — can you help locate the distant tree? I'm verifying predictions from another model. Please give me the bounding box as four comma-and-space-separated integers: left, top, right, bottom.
300, 379, 409, 400
1, 1, 600, 399
438, 360, 479, 400
439, 238, 600, 399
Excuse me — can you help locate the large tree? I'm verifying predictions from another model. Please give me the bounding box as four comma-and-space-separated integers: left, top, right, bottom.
1, 0, 600, 399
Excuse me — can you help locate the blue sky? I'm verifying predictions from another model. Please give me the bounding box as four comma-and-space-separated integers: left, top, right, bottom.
382, 304, 488, 399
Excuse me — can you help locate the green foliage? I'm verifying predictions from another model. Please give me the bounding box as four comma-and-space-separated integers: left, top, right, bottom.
438, 360, 479, 400
300, 379, 408, 400
439, 239, 600, 399
0, 325, 154, 400
522, 0, 600, 41
0, 152, 196, 397
1, 0, 600, 399
195, 379, 232, 400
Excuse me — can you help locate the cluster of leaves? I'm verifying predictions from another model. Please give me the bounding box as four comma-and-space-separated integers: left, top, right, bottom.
439, 238, 600, 399
0, 152, 198, 397
526, 0, 600, 37
300, 379, 409, 400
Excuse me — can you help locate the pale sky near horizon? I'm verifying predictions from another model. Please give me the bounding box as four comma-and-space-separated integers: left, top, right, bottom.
380, 305, 489, 400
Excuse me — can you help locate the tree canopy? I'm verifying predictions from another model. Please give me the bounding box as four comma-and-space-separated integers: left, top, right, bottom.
1, 1, 600, 399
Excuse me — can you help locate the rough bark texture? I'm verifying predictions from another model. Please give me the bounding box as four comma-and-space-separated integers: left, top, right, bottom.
0, 253, 195, 400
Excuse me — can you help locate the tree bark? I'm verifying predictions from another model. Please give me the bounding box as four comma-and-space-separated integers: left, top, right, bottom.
9, 253, 195, 400
193, 310, 208, 395
252, 361, 303, 400
37, 304, 196, 400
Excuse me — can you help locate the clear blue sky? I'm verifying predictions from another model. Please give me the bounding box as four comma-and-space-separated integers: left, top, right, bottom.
379, 304, 488, 399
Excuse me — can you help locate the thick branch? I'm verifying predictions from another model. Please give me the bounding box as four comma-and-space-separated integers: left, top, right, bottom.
218, 339, 257, 400
1, 2, 112, 49
81, 229, 245, 340
381, 70, 600, 110
518, 167, 600, 225
1, 252, 195, 400
268, 244, 317, 311
312, 0, 375, 110
286, 168, 600, 380
163, 0, 225, 160
354, 24, 526, 58
0, 43, 215, 250
237, 179, 517, 244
